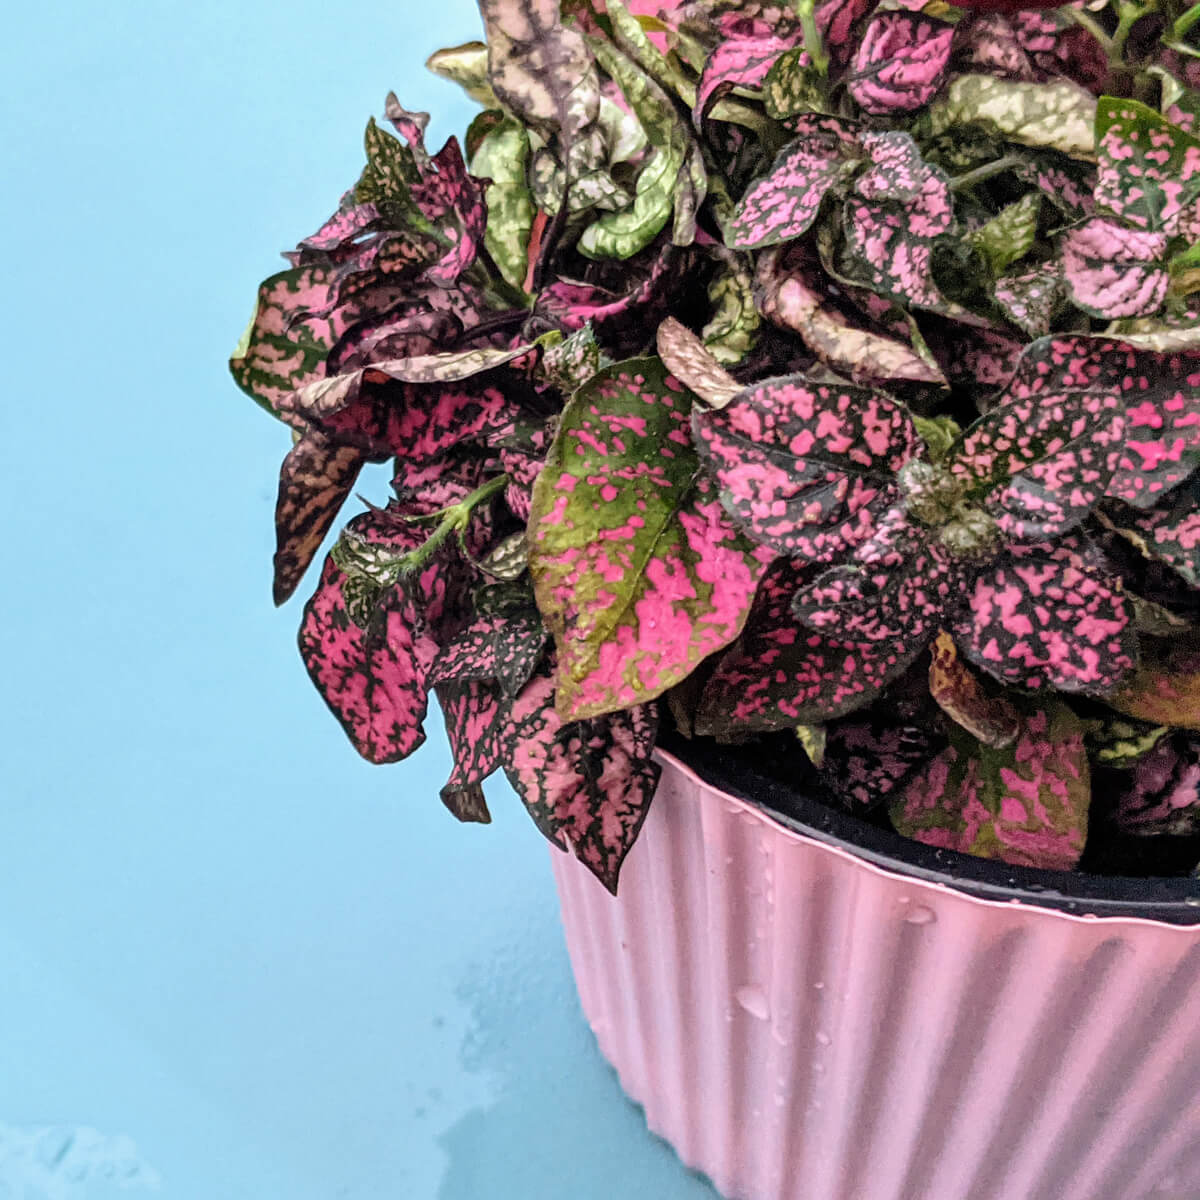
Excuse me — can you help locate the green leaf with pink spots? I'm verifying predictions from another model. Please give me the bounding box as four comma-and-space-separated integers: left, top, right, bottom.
724, 115, 861, 250
1094, 97, 1200, 235
695, 559, 924, 732
527, 357, 773, 721
891, 701, 1091, 871
951, 537, 1136, 694
692, 373, 920, 561
695, 28, 804, 126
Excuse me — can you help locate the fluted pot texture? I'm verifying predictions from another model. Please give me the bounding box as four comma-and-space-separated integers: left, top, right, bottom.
551, 750, 1200, 1200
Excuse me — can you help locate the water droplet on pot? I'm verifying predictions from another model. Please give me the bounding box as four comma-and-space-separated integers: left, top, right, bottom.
1183, 895, 1200, 908
735, 985, 770, 1020
813, 981, 825, 990
904, 905, 937, 926
815, 1030, 831, 1046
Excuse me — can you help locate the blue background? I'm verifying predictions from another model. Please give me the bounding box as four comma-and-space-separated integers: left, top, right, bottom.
1, 3, 716, 1196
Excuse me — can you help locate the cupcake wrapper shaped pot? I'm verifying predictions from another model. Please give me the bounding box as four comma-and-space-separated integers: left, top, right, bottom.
552, 746, 1200, 1200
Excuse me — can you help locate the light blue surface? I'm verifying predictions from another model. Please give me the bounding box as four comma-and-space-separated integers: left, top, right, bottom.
1, 3, 717, 1196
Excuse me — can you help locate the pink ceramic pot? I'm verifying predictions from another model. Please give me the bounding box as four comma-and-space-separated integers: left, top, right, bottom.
551, 745, 1200, 1200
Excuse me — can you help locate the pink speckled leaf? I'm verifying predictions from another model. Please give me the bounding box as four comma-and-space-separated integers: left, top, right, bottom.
891, 701, 1090, 871
755, 246, 946, 385
847, 11, 954, 116
298, 512, 447, 764
1107, 474, 1200, 587
844, 133, 954, 307
1062, 218, 1169, 320
952, 387, 1126, 541
695, 559, 924, 731
695, 30, 803, 127
958, 13, 1035, 81
952, 537, 1136, 694
693, 373, 919, 561
428, 610, 549, 697
792, 509, 965, 645
272, 431, 367, 605
724, 116, 861, 250
995, 263, 1065, 338
1095, 97, 1200, 235
528, 357, 773, 720
1004, 335, 1200, 509
1113, 732, 1200, 836
819, 716, 941, 811
503, 664, 660, 894
436, 680, 504, 823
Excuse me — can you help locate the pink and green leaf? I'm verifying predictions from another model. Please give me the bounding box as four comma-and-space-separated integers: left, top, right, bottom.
994, 262, 1066, 338
692, 372, 919, 560
819, 716, 941, 811
427, 610, 549, 697
1104, 474, 1200, 587
928, 630, 1021, 749
695, 30, 803, 126
1094, 97, 1200, 235
891, 701, 1091, 871
1107, 638, 1200, 729
1113, 732, 1200, 835
436, 680, 505, 823
528, 357, 773, 720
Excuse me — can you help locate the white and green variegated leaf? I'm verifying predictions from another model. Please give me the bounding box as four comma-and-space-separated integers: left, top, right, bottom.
426, 42, 497, 107
967, 192, 1041, 278
702, 251, 761, 365
926, 75, 1097, 159
471, 117, 535, 291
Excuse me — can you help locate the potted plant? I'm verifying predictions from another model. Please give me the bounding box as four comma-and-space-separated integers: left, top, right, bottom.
232, 0, 1200, 1195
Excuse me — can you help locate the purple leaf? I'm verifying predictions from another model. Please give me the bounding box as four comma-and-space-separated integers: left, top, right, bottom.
847, 11, 954, 116
693, 373, 919, 561
298, 513, 446, 764
528, 358, 773, 720
1108, 640, 1200, 730
952, 386, 1127, 541
427, 611, 548, 697
844, 133, 954, 307
952, 537, 1136, 693
1095, 97, 1200, 235
892, 701, 1091, 871
502, 664, 660, 895
696, 560, 924, 731
1062, 218, 1169, 320
792, 508, 965, 645
815, 0, 873, 51
273, 431, 367, 605
725, 116, 861, 250
958, 13, 1035, 81
755, 246, 946, 385
819, 716, 942, 811
1113, 733, 1200, 836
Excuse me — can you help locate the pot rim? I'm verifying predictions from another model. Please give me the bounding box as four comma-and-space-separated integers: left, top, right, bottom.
661, 732, 1200, 926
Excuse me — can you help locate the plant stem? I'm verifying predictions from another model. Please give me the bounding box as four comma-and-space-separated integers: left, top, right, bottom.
949, 154, 1024, 192
398, 474, 509, 575
1169, 0, 1200, 42
1111, 1, 1147, 62
794, 0, 829, 77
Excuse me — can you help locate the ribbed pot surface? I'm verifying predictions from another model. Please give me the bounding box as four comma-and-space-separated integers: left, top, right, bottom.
550, 751, 1200, 1200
